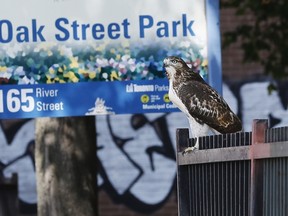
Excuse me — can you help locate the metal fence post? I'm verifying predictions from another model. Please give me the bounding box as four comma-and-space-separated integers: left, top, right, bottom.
176, 128, 190, 216
250, 119, 268, 216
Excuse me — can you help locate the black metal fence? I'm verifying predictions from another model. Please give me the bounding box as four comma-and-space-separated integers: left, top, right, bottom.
176, 119, 288, 216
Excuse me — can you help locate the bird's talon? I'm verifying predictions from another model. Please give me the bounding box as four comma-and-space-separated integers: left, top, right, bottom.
182, 146, 198, 155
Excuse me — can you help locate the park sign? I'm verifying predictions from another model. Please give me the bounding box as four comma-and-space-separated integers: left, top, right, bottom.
0, 0, 222, 119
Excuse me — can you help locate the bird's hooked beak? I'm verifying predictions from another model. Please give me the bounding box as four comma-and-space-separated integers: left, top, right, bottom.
163, 58, 170, 78
163, 58, 169, 68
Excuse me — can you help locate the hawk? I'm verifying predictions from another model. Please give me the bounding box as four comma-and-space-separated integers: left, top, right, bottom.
163, 56, 242, 154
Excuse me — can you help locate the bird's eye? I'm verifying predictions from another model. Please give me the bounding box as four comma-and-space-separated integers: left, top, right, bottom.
171, 59, 177, 64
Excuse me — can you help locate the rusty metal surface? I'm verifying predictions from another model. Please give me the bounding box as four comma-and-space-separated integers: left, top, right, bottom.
176, 130, 252, 216
178, 146, 250, 165
252, 142, 288, 159
182, 161, 251, 216
178, 141, 288, 166
263, 157, 288, 216
176, 119, 288, 216
265, 126, 288, 143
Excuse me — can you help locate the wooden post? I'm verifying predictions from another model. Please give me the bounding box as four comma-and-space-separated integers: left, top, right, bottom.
35, 116, 98, 216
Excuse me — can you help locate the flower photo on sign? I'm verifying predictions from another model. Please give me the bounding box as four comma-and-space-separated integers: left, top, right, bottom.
0, 40, 208, 85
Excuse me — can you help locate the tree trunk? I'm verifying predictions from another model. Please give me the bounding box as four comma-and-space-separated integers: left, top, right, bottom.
35, 116, 98, 216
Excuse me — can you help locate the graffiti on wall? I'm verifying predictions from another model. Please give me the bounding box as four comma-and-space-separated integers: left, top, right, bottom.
96, 113, 182, 213
0, 120, 37, 213
0, 80, 287, 214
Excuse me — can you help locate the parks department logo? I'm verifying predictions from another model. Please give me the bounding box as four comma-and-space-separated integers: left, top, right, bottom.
141, 94, 149, 103
163, 93, 170, 103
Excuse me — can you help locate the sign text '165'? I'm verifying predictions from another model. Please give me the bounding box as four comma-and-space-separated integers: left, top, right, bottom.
0, 89, 35, 113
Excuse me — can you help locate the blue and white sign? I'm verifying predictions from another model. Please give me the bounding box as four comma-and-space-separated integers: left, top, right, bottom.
0, 0, 221, 119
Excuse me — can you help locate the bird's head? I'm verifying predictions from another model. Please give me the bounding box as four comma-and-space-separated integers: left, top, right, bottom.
163, 56, 205, 83
163, 56, 189, 80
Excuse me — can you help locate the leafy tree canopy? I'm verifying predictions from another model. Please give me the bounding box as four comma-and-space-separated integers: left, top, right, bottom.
221, 0, 288, 88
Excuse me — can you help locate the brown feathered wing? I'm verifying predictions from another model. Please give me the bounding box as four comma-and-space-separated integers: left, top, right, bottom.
177, 79, 242, 134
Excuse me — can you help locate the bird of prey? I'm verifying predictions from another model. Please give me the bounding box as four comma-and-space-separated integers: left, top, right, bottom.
163, 56, 242, 154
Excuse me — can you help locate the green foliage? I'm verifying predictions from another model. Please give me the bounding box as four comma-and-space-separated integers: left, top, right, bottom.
222, 0, 288, 81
